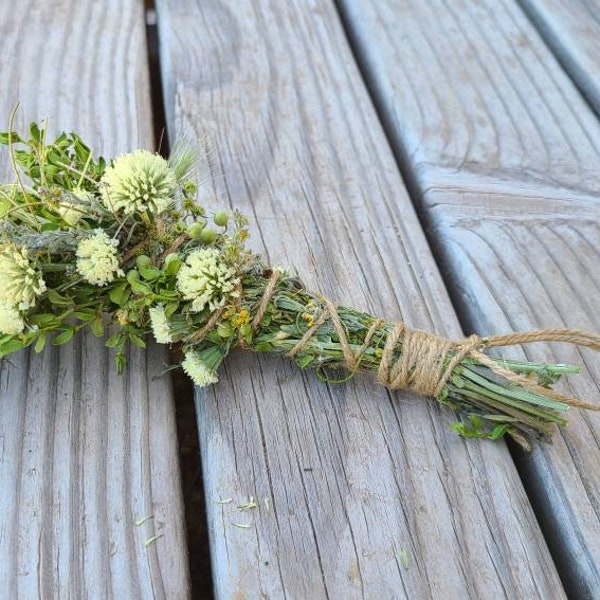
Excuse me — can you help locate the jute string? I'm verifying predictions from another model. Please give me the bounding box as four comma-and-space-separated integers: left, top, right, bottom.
188, 271, 600, 411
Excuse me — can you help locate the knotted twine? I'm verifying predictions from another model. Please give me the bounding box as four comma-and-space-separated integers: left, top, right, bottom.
250, 271, 600, 411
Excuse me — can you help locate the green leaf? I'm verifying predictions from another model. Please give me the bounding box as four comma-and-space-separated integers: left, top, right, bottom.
74, 309, 95, 321
53, 329, 74, 345
91, 316, 104, 337
139, 267, 162, 281
490, 424, 511, 440
29, 122, 42, 142
0, 338, 24, 356
164, 302, 179, 318
156, 290, 179, 301
240, 323, 252, 345
129, 279, 152, 295
116, 351, 127, 374
297, 354, 313, 369
105, 333, 122, 348
29, 313, 60, 327
254, 342, 274, 353
47, 288, 72, 306
0, 130, 23, 144
109, 283, 130, 307
34, 332, 47, 353
129, 333, 146, 349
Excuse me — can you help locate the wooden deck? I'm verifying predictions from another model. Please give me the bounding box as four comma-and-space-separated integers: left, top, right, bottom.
1, 0, 599, 598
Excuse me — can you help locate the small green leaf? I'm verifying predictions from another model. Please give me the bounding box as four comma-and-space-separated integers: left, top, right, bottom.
30, 313, 60, 327
29, 122, 41, 142
130, 279, 152, 295
105, 333, 122, 348
116, 352, 127, 374
53, 329, 74, 345
0, 338, 24, 356
0, 130, 23, 144
47, 289, 72, 306
240, 323, 252, 345
139, 267, 162, 281
490, 424, 511, 440
34, 332, 47, 353
164, 302, 179, 318
74, 310, 95, 321
91, 316, 104, 337
109, 283, 130, 306
296, 354, 313, 369
129, 333, 146, 349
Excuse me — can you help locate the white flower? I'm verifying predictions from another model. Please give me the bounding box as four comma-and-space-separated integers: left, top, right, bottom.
76, 230, 124, 286
181, 350, 219, 387
149, 304, 173, 344
0, 301, 25, 335
58, 189, 92, 226
176, 248, 239, 312
0, 245, 46, 310
101, 150, 177, 215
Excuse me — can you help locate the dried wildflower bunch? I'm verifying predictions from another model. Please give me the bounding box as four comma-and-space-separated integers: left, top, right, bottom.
1, 120, 598, 447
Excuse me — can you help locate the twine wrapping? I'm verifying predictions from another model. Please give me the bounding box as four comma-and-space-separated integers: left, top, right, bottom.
280, 285, 600, 410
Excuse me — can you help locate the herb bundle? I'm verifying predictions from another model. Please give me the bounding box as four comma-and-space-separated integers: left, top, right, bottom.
1, 120, 598, 448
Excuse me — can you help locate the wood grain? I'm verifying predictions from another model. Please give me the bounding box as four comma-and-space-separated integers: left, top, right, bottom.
157, 0, 565, 597
0, 1, 190, 597
519, 0, 600, 116
337, 0, 600, 595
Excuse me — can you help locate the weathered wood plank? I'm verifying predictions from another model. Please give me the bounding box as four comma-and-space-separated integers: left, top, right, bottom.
0, 2, 190, 597
519, 0, 600, 115
336, 0, 600, 595
157, 1, 565, 597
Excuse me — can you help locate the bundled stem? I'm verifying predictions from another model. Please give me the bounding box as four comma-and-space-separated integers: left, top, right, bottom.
226, 269, 599, 448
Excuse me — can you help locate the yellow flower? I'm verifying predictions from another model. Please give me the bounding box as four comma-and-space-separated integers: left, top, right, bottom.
233, 308, 250, 327
301, 312, 314, 328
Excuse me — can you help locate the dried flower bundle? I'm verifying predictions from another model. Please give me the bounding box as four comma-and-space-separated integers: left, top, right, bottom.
1, 120, 598, 448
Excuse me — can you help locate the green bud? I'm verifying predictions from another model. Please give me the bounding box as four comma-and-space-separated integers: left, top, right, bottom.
213, 211, 229, 227
135, 254, 152, 269
200, 228, 217, 244
126, 269, 140, 284
187, 221, 205, 239
183, 180, 198, 196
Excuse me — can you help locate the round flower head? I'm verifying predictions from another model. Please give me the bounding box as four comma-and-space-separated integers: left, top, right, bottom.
181, 349, 219, 387
149, 304, 173, 344
101, 150, 177, 215
0, 301, 25, 335
176, 248, 240, 312
76, 230, 124, 286
0, 245, 46, 310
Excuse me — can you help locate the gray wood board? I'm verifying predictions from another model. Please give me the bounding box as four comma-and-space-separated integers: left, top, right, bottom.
519, 0, 600, 116
157, 0, 565, 598
0, 1, 190, 597
336, 0, 600, 595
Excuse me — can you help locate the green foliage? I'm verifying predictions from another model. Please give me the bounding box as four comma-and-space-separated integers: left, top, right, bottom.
451, 415, 514, 442
0, 123, 106, 191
